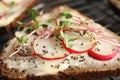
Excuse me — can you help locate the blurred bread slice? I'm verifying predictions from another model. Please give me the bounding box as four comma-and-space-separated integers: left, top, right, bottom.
0, 0, 37, 32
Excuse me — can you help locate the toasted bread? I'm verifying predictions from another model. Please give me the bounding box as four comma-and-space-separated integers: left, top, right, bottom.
0, 5, 120, 80
110, 0, 120, 9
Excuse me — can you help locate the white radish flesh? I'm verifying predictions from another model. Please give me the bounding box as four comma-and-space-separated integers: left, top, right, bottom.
33, 35, 69, 59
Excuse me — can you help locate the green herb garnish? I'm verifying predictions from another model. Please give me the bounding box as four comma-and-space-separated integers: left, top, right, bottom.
59, 20, 71, 26
28, 9, 40, 28
34, 20, 40, 28
16, 36, 28, 44
48, 18, 53, 23
54, 26, 61, 30
10, 1, 16, 6
58, 11, 72, 19
28, 9, 39, 21
41, 24, 48, 28
25, 27, 34, 34
60, 30, 74, 48
17, 21, 24, 30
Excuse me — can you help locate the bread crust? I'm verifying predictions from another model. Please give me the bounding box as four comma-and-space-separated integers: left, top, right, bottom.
0, 5, 120, 80
0, 0, 37, 32
110, 0, 120, 9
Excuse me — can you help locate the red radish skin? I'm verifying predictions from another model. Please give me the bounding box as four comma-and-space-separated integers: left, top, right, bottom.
62, 40, 96, 54
88, 47, 119, 61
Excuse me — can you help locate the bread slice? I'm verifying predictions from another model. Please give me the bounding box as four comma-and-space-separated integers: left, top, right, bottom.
110, 0, 120, 9
0, 5, 120, 80
0, 0, 37, 32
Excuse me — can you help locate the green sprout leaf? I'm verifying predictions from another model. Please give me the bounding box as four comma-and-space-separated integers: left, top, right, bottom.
41, 24, 48, 28
48, 18, 53, 23
58, 11, 72, 19
60, 30, 73, 48
35, 20, 40, 28
10, 1, 16, 6
54, 26, 61, 30
59, 20, 71, 26
25, 27, 34, 34
28, 9, 39, 21
17, 21, 24, 30
16, 36, 28, 44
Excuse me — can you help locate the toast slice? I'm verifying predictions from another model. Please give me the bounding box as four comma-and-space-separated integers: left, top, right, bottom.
0, 0, 37, 32
110, 0, 120, 9
0, 5, 120, 80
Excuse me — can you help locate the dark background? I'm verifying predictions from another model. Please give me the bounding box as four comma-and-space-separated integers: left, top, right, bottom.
0, 0, 120, 80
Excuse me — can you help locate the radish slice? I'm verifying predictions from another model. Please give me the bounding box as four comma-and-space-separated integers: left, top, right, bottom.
62, 40, 95, 54
62, 31, 95, 53
13, 35, 37, 57
33, 36, 69, 60
88, 40, 119, 61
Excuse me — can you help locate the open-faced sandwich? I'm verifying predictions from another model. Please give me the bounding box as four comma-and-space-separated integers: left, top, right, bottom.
0, 5, 120, 80
0, 0, 37, 32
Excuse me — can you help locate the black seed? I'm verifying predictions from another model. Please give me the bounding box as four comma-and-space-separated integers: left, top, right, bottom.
42, 50, 48, 53
68, 66, 71, 68
34, 65, 37, 68
71, 56, 74, 59
43, 46, 46, 48
79, 59, 84, 62
51, 65, 53, 67
5, 44, 8, 48
80, 56, 84, 58
64, 58, 69, 61
117, 58, 120, 62
61, 46, 63, 48
36, 44, 38, 46
97, 41, 101, 45
112, 48, 115, 51
59, 39, 62, 41
61, 61, 64, 64
51, 53, 54, 56
81, 43, 84, 46
42, 61, 45, 64
31, 58, 33, 60
60, 43, 62, 45
104, 64, 107, 66
28, 60, 31, 62
95, 48, 100, 51
55, 64, 60, 69
22, 70, 25, 73
55, 44, 57, 46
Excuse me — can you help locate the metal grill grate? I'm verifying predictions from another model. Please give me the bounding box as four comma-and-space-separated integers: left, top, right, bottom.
0, 0, 120, 80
